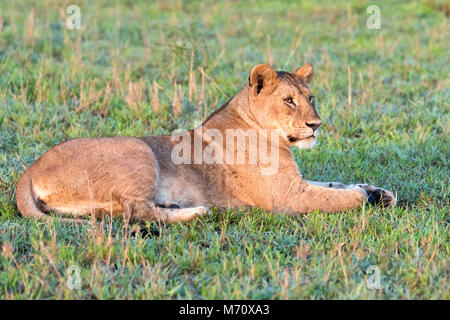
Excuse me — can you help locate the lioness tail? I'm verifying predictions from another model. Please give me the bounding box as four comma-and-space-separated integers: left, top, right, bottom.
16, 173, 85, 223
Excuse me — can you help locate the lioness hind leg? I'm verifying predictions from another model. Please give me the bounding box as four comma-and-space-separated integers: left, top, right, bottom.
122, 199, 209, 223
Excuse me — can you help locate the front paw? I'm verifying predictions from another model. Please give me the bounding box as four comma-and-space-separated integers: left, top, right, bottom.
357, 184, 397, 207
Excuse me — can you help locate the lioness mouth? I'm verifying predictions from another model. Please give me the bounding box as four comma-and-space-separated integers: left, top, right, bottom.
288, 135, 314, 143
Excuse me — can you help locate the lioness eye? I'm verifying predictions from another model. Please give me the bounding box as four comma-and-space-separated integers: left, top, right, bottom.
309, 96, 315, 105
284, 97, 294, 105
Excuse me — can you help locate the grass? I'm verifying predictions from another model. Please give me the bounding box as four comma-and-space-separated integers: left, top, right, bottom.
0, 0, 448, 299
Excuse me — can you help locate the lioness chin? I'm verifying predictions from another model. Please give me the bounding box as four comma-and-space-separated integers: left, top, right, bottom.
16, 63, 396, 223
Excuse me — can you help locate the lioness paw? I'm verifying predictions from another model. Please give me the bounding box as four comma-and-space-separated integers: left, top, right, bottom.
357, 184, 397, 207
194, 206, 210, 216
183, 206, 210, 220
165, 206, 210, 222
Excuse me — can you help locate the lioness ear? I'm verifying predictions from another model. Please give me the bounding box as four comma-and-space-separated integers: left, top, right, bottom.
295, 63, 314, 85
249, 64, 277, 96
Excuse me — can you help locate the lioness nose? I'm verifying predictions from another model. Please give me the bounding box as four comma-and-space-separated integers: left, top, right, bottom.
306, 121, 321, 130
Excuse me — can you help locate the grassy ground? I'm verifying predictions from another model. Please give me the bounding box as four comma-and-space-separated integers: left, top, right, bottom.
0, 0, 448, 299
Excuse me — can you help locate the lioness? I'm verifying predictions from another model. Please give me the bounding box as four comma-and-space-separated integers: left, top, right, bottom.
16, 64, 396, 223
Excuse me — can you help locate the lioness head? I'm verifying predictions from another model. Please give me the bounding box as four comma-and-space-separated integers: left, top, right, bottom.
248, 63, 321, 149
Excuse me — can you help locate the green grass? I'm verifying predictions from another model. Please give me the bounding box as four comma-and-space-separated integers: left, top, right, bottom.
0, 0, 448, 299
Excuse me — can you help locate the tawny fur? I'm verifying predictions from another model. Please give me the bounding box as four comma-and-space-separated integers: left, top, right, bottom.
16, 64, 396, 223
